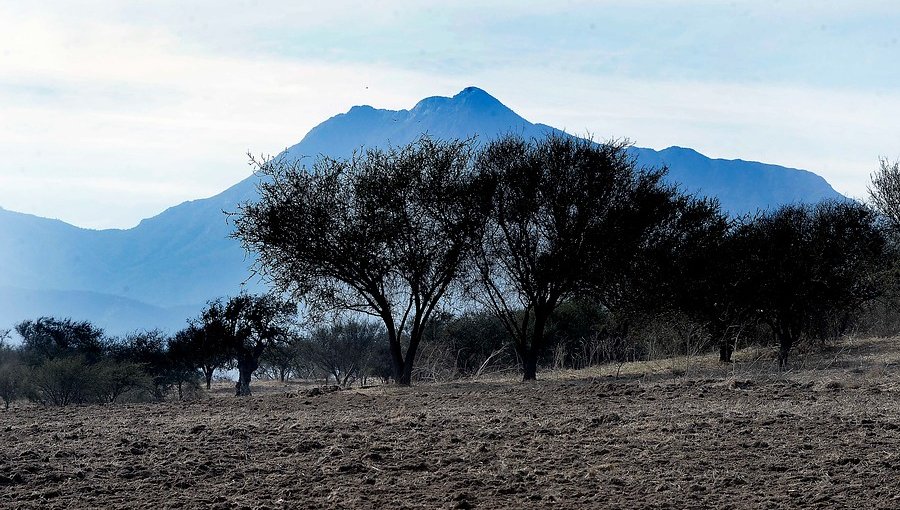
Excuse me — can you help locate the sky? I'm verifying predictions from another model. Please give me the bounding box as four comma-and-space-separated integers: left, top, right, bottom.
1, 0, 899, 229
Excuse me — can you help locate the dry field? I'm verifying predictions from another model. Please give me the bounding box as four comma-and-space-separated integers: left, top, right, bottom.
3, 337, 900, 509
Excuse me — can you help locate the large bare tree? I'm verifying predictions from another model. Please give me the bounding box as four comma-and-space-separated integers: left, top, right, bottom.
233, 137, 494, 385
472, 134, 722, 380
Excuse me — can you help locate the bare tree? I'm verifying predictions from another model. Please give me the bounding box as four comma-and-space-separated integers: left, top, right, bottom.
234, 137, 494, 385
302, 319, 383, 387
472, 134, 721, 380
190, 294, 296, 396
259, 337, 301, 382
869, 157, 900, 232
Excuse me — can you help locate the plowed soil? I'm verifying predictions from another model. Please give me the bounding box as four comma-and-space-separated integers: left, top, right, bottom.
3, 342, 900, 509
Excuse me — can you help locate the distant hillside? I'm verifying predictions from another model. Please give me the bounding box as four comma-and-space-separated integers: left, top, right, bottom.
0, 87, 845, 335
631, 146, 843, 215
0, 286, 195, 337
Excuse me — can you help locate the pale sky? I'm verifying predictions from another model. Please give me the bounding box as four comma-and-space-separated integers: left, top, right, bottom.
1, 0, 898, 229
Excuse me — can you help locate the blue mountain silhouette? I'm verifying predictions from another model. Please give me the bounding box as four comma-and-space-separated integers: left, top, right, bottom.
0, 87, 845, 335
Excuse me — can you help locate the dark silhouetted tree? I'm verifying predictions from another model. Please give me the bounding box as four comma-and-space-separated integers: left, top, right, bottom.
16, 317, 107, 365
735, 201, 885, 366
109, 329, 196, 399
110, 329, 168, 375
472, 134, 724, 380
194, 294, 296, 396
169, 324, 231, 390
234, 137, 494, 385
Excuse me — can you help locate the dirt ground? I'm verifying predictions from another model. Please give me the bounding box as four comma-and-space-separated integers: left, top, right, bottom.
3, 337, 900, 509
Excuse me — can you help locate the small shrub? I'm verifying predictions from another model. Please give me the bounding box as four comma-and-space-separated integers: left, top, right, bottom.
27, 357, 98, 406
0, 362, 24, 409
93, 361, 153, 403
168, 370, 203, 401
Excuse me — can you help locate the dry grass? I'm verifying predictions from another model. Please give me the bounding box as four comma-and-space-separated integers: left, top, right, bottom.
475, 335, 900, 387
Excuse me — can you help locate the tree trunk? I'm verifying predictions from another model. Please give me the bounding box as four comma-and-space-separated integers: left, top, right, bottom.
235, 355, 258, 396
203, 366, 214, 390
719, 338, 733, 363
395, 327, 424, 386
776, 326, 795, 369
389, 335, 406, 385
777, 339, 791, 368
520, 311, 549, 381
398, 360, 414, 385
522, 349, 538, 381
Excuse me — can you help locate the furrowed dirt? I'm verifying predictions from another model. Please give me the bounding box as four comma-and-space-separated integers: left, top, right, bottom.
3, 359, 900, 508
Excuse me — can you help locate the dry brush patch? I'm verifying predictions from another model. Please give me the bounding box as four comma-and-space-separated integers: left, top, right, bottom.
2, 342, 900, 508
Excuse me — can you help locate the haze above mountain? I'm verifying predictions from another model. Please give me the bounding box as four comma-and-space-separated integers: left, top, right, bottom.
0, 87, 845, 336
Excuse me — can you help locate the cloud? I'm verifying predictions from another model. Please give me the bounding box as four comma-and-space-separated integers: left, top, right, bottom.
0, 8, 464, 227
0, 1, 898, 227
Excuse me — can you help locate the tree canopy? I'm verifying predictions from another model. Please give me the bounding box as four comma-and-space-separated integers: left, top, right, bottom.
472, 134, 726, 379
16, 317, 107, 365
234, 137, 494, 384
188, 293, 296, 395
733, 201, 885, 365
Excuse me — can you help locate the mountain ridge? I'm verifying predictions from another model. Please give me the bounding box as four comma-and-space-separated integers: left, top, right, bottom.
0, 86, 846, 335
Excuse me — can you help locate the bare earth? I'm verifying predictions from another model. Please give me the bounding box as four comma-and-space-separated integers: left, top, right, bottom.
3, 338, 900, 509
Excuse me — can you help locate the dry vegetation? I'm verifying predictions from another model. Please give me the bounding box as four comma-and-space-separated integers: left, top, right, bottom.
3, 337, 900, 509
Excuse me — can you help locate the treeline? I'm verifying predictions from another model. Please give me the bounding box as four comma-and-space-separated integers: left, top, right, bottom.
0, 302, 396, 407
0, 319, 197, 408
2, 136, 899, 407
234, 134, 897, 383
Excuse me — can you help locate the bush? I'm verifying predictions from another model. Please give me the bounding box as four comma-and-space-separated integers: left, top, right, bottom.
441, 312, 515, 377
27, 357, 99, 406
367, 342, 395, 384
302, 319, 384, 387
546, 300, 611, 369
0, 361, 23, 409
93, 361, 153, 403
179, 377, 204, 400
629, 311, 712, 361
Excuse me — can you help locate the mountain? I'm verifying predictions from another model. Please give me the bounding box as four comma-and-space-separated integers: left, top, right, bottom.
0, 286, 195, 335
0, 87, 845, 337
630, 146, 844, 215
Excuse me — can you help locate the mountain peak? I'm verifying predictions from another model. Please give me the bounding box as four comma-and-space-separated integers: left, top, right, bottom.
454, 86, 501, 103
347, 104, 377, 114
411, 86, 510, 115
662, 146, 702, 155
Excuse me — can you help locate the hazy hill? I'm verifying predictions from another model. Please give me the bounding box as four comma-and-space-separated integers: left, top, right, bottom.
0, 87, 845, 335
